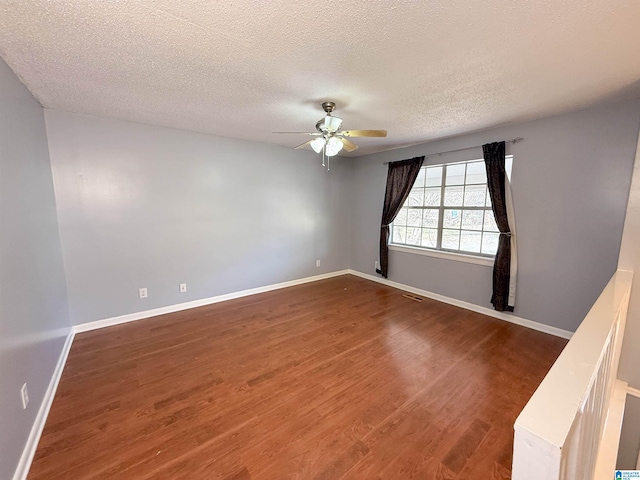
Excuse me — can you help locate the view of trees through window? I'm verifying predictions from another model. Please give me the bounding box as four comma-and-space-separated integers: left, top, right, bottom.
390, 157, 513, 256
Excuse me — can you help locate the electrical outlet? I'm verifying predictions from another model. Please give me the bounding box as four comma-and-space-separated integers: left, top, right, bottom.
139, 288, 148, 299
375, 260, 380, 270
316, 260, 321, 267
179, 283, 187, 293
21, 383, 29, 409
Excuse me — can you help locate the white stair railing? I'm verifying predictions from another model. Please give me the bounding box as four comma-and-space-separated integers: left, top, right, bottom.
512, 270, 633, 480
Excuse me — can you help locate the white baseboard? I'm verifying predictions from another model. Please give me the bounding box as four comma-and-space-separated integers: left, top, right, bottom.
74, 268, 573, 339
347, 269, 573, 340
74, 270, 351, 333
13, 329, 75, 480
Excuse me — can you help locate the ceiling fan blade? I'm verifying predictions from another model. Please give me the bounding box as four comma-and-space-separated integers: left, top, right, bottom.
294, 140, 313, 150
341, 129, 387, 138
340, 138, 358, 152
273, 131, 320, 135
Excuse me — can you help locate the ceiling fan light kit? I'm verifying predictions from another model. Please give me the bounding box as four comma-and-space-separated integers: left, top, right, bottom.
275, 101, 387, 171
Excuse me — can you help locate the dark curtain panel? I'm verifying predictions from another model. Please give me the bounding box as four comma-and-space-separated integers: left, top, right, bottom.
483, 141, 513, 312
376, 156, 424, 278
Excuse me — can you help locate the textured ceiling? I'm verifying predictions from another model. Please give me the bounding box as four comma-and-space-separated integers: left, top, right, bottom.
1, 1, 640, 157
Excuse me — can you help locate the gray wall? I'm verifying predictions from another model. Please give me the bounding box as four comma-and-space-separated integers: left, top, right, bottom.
351, 100, 640, 331
44, 110, 352, 325
618, 395, 640, 470
619, 130, 640, 388
617, 131, 640, 469
0, 60, 71, 479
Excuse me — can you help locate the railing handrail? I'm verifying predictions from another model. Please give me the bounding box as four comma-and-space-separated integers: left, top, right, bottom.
513, 269, 633, 479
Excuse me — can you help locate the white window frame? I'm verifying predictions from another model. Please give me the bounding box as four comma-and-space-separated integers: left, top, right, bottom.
389, 156, 512, 264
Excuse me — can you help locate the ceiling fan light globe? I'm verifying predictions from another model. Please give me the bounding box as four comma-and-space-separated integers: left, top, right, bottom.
325, 136, 343, 156
310, 137, 326, 153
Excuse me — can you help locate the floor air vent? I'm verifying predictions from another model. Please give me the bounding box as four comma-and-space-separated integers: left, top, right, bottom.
402, 293, 423, 302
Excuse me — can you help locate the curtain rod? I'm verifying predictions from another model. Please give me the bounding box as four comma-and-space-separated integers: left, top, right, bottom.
383, 137, 523, 165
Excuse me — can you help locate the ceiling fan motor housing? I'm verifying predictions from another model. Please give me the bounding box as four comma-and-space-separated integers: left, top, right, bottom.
316, 115, 343, 133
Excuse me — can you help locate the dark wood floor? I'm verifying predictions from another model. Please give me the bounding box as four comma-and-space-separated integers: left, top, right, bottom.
29, 275, 566, 479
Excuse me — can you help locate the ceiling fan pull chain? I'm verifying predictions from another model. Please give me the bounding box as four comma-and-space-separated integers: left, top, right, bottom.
327, 154, 330, 171
322, 144, 326, 167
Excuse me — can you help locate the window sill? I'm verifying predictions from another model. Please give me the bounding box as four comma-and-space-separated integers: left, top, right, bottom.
388, 244, 495, 266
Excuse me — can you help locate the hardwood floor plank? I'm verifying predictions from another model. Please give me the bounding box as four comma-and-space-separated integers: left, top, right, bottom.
441, 418, 492, 473
28, 275, 566, 479
311, 440, 370, 480
436, 463, 457, 480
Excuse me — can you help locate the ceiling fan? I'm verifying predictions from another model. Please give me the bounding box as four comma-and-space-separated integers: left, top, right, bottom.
274, 101, 387, 170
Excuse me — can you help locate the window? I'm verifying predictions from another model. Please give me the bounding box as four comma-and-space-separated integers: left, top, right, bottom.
390, 157, 512, 257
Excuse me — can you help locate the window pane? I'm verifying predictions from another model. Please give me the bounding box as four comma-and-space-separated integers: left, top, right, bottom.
465, 161, 486, 184
463, 184, 486, 206
425, 187, 441, 207
442, 229, 460, 250
422, 209, 439, 228
421, 228, 438, 248
408, 189, 424, 206
443, 209, 461, 228
390, 157, 511, 258
413, 168, 426, 188
483, 210, 498, 232
395, 208, 408, 226
460, 230, 482, 253
461, 210, 484, 230
444, 186, 463, 206
406, 227, 421, 246
392, 226, 406, 244
485, 188, 492, 207
407, 208, 422, 227
446, 164, 465, 185
426, 166, 443, 187
482, 232, 499, 254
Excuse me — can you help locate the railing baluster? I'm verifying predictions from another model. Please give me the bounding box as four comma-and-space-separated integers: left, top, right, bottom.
513, 270, 633, 480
